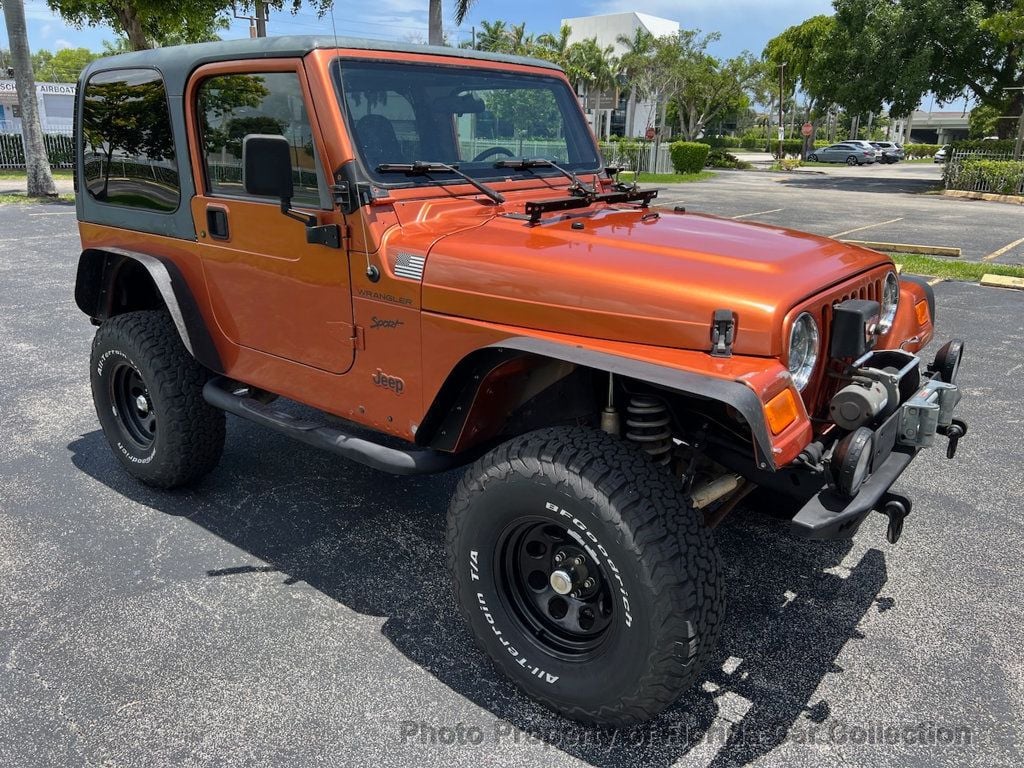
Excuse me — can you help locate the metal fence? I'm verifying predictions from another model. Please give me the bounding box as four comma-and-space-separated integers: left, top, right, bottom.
944, 149, 1024, 196
0, 129, 75, 169
598, 142, 674, 175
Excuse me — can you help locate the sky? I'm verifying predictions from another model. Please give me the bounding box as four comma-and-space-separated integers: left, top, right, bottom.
1, 0, 835, 60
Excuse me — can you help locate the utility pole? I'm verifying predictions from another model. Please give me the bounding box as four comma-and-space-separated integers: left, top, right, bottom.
777, 62, 786, 159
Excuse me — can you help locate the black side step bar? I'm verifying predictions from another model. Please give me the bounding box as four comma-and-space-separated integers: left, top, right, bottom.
202, 377, 467, 476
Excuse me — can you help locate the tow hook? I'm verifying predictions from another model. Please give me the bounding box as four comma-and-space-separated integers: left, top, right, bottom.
877, 491, 912, 544
939, 418, 967, 459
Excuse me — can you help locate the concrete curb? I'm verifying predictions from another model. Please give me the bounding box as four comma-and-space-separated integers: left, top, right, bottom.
841, 239, 961, 257
980, 274, 1024, 291
941, 190, 1024, 206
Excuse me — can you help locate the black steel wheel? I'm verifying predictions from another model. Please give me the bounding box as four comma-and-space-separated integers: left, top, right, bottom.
498, 518, 615, 660
448, 427, 724, 725
108, 359, 157, 450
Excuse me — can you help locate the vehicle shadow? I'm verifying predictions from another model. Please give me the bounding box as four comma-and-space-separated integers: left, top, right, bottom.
69, 421, 891, 768
777, 173, 939, 194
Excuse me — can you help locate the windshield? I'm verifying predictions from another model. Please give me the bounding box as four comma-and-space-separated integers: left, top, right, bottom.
332, 58, 601, 187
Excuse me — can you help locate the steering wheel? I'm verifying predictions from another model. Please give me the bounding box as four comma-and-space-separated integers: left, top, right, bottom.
472, 146, 514, 162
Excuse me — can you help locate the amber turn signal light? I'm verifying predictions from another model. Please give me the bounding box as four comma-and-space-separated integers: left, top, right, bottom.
765, 388, 800, 435
915, 300, 930, 326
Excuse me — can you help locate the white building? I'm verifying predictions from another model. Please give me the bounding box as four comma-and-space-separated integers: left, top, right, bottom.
0, 80, 76, 134
561, 12, 680, 139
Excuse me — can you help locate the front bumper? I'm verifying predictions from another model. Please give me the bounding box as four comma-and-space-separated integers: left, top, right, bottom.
791, 341, 967, 541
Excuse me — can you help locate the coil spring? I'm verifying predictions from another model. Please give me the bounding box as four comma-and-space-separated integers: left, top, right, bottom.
625, 395, 672, 466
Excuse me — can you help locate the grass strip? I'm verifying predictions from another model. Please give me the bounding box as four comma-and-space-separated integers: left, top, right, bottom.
890, 253, 1024, 281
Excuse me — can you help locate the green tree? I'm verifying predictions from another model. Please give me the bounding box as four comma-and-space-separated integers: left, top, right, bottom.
47, 0, 334, 51
2, 0, 57, 197
830, 0, 1024, 139
32, 47, 99, 82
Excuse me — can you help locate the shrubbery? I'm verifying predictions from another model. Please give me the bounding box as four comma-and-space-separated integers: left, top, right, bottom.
946, 158, 1024, 196
706, 149, 752, 169
903, 143, 942, 159
669, 141, 710, 173
950, 139, 1016, 154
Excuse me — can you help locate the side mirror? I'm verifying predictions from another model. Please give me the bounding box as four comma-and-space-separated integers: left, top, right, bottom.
242, 133, 340, 250
242, 134, 294, 202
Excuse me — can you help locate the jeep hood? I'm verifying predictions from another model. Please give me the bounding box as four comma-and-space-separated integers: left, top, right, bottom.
420, 206, 890, 357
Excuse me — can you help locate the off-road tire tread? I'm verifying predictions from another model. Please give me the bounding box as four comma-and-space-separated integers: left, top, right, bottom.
447, 426, 724, 726
92, 310, 225, 488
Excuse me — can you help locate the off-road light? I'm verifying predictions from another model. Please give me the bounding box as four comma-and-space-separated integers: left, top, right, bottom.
788, 312, 820, 391
932, 338, 965, 384
879, 271, 900, 333
832, 427, 875, 497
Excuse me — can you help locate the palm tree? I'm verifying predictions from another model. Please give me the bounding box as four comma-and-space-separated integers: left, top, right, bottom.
428, 0, 477, 46
536, 23, 572, 69
616, 28, 655, 138
2, 0, 57, 197
475, 20, 508, 52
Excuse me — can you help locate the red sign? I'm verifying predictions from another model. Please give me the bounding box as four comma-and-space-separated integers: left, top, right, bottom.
645, 127, 656, 141
801, 122, 813, 137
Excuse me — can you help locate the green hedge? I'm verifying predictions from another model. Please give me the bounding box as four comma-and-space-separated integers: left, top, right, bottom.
950, 139, 1016, 154
946, 158, 1024, 196
702, 136, 742, 148
903, 143, 942, 159
669, 141, 710, 173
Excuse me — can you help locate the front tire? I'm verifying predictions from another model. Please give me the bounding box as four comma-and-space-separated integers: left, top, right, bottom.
447, 427, 724, 725
90, 310, 225, 488
808, 153, 818, 162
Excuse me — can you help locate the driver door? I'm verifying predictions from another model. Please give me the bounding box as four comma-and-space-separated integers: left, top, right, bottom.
187, 59, 354, 374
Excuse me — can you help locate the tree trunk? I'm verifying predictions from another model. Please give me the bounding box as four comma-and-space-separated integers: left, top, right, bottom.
2, 0, 57, 198
112, 4, 152, 50
625, 87, 636, 138
428, 0, 443, 46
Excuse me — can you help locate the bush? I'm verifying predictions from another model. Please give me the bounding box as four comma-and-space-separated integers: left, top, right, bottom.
669, 141, 710, 174
950, 138, 1016, 155
903, 143, 942, 159
706, 149, 752, 169
947, 158, 1024, 196
702, 136, 741, 149
772, 157, 803, 171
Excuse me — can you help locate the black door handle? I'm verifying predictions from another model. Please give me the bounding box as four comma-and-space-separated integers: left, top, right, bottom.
207, 207, 229, 240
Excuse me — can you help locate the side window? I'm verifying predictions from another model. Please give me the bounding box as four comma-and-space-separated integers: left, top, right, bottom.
198, 72, 321, 207
82, 69, 179, 212
344, 89, 421, 170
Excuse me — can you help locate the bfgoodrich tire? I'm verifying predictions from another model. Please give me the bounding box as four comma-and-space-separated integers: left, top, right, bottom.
447, 427, 724, 725
90, 310, 225, 488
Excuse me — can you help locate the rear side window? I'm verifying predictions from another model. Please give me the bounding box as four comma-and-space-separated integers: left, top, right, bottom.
81, 69, 179, 212
197, 72, 321, 207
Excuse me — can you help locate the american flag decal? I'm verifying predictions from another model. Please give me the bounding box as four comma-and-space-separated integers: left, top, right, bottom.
393, 252, 425, 281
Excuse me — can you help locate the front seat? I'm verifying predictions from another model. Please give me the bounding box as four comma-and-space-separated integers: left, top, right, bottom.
355, 114, 403, 171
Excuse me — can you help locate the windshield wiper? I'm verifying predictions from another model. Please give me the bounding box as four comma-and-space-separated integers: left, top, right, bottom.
376, 161, 505, 205
494, 158, 597, 197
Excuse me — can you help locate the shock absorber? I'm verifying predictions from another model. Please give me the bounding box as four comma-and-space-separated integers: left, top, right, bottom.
625, 395, 673, 465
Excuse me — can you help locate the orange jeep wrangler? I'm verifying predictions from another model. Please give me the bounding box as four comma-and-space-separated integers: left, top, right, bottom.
73, 36, 967, 725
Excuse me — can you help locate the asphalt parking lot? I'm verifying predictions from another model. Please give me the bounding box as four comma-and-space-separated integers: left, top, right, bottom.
654, 163, 1024, 264
1, 201, 1023, 768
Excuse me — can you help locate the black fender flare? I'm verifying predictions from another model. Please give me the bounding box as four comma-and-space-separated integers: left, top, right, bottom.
74, 247, 222, 372
418, 337, 777, 470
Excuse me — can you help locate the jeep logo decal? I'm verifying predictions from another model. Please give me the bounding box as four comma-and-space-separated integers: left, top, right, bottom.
372, 369, 405, 395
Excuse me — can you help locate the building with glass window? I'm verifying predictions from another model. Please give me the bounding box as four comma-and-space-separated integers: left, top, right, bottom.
0, 79, 76, 134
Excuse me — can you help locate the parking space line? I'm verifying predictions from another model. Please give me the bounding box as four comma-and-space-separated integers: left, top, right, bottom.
983, 236, 1024, 262
829, 217, 904, 238
731, 208, 783, 219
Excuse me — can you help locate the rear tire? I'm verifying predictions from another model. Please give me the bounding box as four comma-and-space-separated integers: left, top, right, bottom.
846, 155, 858, 165
447, 427, 724, 725
90, 310, 225, 488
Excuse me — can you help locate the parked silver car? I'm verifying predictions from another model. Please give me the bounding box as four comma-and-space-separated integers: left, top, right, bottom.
870, 141, 904, 163
807, 143, 877, 165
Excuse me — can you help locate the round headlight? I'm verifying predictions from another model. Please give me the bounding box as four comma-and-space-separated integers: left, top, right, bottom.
788, 312, 820, 391
879, 271, 900, 333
